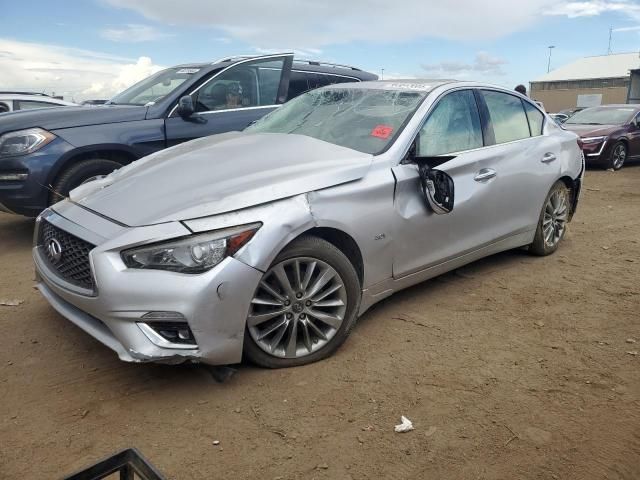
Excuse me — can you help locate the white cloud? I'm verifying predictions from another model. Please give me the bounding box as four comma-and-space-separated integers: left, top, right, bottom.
101, 24, 173, 42
253, 47, 323, 58
421, 52, 508, 78
104, 0, 562, 46
102, 0, 640, 47
0, 39, 163, 101
545, 0, 640, 18
613, 25, 640, 32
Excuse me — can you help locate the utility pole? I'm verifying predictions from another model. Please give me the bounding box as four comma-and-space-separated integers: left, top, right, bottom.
547, 46, 555, 73
608, 26, 613, 54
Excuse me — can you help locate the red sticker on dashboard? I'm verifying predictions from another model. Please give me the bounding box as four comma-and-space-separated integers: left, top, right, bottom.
371, 125, 394, 139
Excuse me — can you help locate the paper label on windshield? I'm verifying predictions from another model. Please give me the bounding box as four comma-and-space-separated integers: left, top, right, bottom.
371, 125, 394, 139
176, 68, 200, 74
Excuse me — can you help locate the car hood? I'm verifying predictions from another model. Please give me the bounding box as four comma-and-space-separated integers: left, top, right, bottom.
562, 124, 620, 137
0, 105, 148, 134
69, 132, 373, 226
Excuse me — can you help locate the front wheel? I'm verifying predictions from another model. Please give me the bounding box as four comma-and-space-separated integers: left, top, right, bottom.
49, 158, 122, 205
243, 235, 361, 368
529, 181, 570, 256
607, 141, 627, 170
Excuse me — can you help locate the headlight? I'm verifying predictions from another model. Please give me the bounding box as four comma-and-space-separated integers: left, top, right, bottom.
121, 223, 262, 273
580, 136, 606, 144
0, 128, 56, 157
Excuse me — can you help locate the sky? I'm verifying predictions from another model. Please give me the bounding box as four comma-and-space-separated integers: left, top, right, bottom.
2, 0, 640, 101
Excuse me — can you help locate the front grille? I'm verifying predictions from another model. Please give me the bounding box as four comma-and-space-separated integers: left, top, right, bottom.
38, 220, 95, 290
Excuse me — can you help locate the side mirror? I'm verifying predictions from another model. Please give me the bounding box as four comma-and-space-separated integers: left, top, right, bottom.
417, 163, 455, 214
177, 95, 195, 118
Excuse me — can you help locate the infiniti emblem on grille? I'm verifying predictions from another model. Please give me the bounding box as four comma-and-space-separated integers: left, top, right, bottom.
47, 238, 63, 264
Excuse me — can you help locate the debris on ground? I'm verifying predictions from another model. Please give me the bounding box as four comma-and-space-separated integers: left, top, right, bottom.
534, 321, 545, 327
626, 338, 637, 344
394, 416, 414, 433
212, 440, 220, 446
0, 299, 23, 306
626, 351, 638, 356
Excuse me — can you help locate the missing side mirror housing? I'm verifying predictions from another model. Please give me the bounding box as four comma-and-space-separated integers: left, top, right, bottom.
417, 163, 455, 214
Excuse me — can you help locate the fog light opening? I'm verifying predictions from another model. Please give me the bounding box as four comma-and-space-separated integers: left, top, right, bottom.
137, 316, 198, 350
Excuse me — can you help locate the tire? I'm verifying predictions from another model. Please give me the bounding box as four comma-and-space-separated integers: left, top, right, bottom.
49, 158, 122, 205
529, 181, 570, 256
243, 235, 361, 368
607, 141, 627, 170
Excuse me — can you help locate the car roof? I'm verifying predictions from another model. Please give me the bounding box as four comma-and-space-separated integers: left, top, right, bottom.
324, 79, 459, 92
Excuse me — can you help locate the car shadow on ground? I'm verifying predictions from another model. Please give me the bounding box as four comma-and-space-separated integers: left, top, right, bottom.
0, 214, 35, 248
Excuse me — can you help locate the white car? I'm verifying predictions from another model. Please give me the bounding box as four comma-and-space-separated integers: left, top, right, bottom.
0, 92, 77, 113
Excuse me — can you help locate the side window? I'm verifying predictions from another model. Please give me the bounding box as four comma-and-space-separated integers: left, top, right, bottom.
194, 58, 285, 112
523, 101, 544, 136
417, 90, 483, 156
16, 100, 60, 110
326, 75, 357, 86
481, 90, 531, 143
286, 71, 311, 100
307, 73, 331, 91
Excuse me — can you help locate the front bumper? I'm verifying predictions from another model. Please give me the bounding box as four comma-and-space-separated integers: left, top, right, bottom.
0, 137, 75, 216
33, 207, 263, 365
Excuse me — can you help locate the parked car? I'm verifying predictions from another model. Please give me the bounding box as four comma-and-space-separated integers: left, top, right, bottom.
550, 113, 569, 124
33, 80, 584, 368
563, 104, 640, 170
0, 92, 77, 113
558, 107, 586, 118
0, 53, 376, 216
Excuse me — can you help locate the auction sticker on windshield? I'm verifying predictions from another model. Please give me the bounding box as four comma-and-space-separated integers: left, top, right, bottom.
371, 125, 394, 139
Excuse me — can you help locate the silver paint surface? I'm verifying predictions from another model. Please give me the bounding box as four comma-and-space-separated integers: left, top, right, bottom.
35, 81, 584, 366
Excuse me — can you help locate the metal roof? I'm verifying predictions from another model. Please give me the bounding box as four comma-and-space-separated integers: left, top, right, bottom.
534, 52, 640, 82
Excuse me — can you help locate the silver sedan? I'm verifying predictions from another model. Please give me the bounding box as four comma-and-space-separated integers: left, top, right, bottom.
33, 80, 584, 368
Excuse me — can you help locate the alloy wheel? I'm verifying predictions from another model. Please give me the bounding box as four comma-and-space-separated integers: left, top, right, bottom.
542, 189, 568, 248
247, 257, 347, 359
612, 144, 626, 169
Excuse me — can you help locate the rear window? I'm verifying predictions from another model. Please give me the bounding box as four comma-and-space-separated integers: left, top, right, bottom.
482, 90, 530, 144
523, 101, 544, 136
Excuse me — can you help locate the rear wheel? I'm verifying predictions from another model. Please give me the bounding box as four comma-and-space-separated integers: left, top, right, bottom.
607, 141, 626, 170
243, 235, 361, 368
49, 158, 122, 205
529, 181, 570, 256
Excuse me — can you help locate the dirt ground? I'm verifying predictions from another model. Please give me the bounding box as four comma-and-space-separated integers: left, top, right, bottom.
0, 168, 639, 480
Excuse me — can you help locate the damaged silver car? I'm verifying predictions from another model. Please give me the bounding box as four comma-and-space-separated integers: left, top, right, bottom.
33, 80, 584, 368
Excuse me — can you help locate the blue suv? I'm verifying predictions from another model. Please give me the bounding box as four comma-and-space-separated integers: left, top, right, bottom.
0, 53, 376, 216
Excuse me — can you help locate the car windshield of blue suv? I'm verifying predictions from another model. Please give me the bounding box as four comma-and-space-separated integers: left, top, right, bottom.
246, 87, 428, 155
108, 67, 203, 106
564, 106, 637, 125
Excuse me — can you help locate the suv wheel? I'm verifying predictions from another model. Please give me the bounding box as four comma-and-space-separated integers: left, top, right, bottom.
49, 159, 122, 205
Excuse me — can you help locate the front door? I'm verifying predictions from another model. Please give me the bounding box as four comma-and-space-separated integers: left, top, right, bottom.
165, 55, 293, 146
391, 89, 497, 277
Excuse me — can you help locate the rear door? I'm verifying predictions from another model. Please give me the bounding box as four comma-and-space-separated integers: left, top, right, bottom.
475, 89, 561, 238
164, 54, 293, 146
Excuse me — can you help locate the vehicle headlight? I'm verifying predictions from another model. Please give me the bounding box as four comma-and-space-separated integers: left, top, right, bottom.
0, 128, 56, 157
121, 223, 262, 273
580, 136, 606, 144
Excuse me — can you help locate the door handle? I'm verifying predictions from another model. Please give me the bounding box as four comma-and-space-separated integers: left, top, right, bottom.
541, 152, 557, 163
474, 168, 497, 181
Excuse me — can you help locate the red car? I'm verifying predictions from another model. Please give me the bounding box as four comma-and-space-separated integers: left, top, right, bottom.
563, 104, 640, 170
